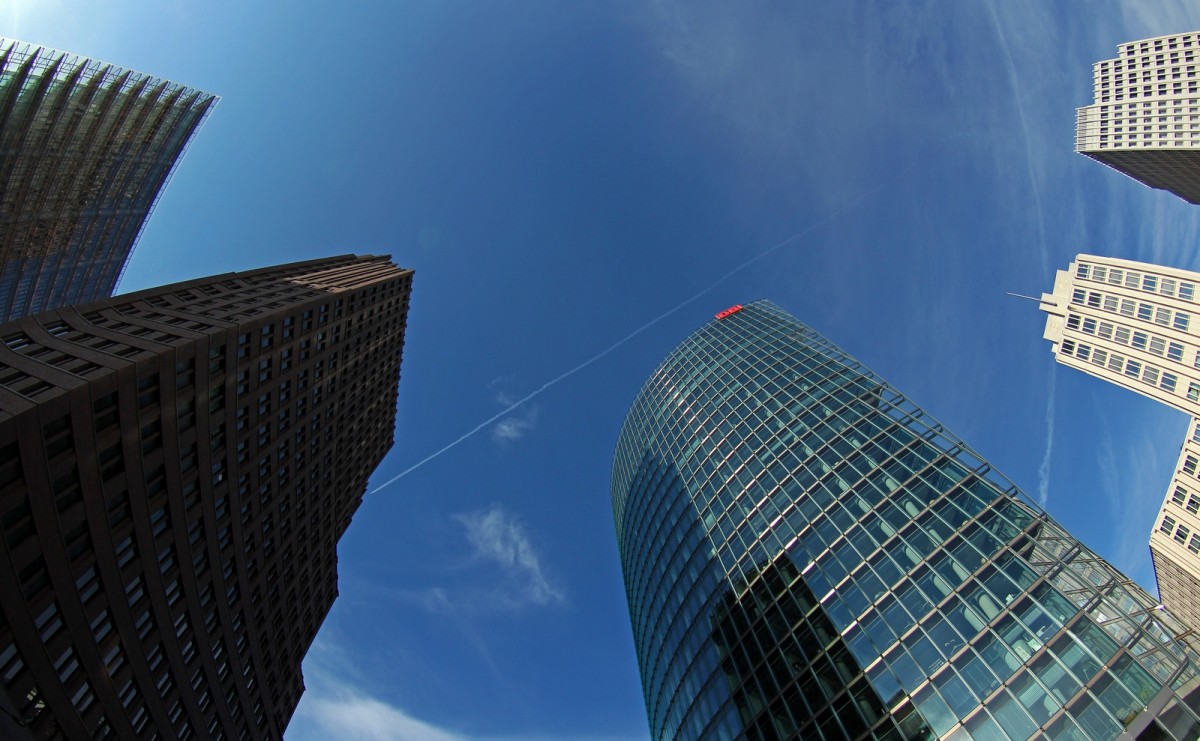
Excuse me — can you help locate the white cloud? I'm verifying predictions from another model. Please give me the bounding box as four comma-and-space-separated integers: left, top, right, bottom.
455, 505, 564, 607
1037, 366, 1056, 507
287, 646, 466, 741
491, 405, 538, 444
298, 691, 465, 741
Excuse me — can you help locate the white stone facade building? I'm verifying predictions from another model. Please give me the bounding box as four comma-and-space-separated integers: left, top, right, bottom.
1042, 254, 1200, 632
1076, 32, 1200, 203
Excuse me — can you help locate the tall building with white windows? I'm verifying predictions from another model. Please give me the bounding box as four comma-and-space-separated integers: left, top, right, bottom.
1041, 254, 1200, 633
1075, 32, 1200, 203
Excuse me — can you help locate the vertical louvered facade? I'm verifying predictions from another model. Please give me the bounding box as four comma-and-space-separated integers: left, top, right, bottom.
0, 255, 413, 739
0, 39, 216, 322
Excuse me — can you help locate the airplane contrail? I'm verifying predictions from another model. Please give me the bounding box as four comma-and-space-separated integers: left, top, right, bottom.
370, 174, 904, 494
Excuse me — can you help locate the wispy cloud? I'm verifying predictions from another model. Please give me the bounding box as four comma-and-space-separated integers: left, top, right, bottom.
288, 643, 466, 741
1036, 365, 1056, 507
298, 688, 466, 741
488, 380, 539, 445
455, 505, 565, 608
491, 403, 539, 444
1092, 403, 1180, 590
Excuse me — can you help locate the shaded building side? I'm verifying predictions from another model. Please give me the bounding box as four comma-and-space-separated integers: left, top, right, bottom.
0, 254, 412, 739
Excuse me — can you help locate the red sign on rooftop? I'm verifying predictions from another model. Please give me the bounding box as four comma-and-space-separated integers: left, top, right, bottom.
715, 305, 744, 320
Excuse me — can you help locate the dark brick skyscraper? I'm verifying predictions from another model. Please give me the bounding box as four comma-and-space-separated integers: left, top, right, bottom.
0, 255, 412, 739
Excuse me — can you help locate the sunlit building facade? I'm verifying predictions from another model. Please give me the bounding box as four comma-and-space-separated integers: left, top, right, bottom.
613, 300, 1200, 740
0, 38, 216, 321
1042, 254, 1200, 637
1075, 32, 1200, 203
0, 255, 412, 739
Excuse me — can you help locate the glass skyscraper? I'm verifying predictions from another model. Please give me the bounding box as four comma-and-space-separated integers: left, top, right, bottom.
0, 38, 216, 322
612, 300, 1200, 740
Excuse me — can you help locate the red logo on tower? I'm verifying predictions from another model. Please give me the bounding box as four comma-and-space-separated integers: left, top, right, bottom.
715, 305, 744, 320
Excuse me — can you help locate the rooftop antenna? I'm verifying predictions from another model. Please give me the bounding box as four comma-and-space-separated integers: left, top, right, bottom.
1005, 291, 1042, 303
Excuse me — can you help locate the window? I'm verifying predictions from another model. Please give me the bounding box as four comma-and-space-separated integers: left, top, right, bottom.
1176, 313, 1191, 332
1189, 495, 1200, 515
1088, 292, 1103, 309
1133, 332, 1148, 350
1169, 342, 1185, 361
1188, 534, 1200, 554
1163, 372, 1179, 392
1175, 524, 1190, 545
1161, 515, 1178, 533
1144, 275, 1159, 292
1156, 307, 1172, 326
1125, 359, 1142, 378
1139, 303, 1154, 321
1172, 487, 1188, 506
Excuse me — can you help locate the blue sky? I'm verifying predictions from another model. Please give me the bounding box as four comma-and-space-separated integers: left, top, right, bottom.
8, 1, 1200, 738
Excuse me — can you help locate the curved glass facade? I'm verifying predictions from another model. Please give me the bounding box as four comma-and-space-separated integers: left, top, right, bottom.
0, 39, 216, 321
612, 300, 1200, 740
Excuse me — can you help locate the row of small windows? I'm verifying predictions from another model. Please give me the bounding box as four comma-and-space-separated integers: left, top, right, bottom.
1159, 514, 1200, 554
1119, 35, 1199, 56
1075, 262, 1198, 303
1065, 312, 1186, 361
1169, 484, 1200, 517
1059, 339, 1179, 393
1070, 287, 1191, 331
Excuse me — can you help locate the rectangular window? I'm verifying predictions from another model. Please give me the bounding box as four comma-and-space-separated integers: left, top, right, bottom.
1144, 275, 1160, 292
1082, 318, 1097, 334
1103, 295, 1119, 312
1110, 269, 1124, 285
1098, 322, 1114, 339
1094, 266, 1108, 282
1162, 515, 1178, 533
1076, 264, 1091, 279
1176, 313, 1191, 332
1169, 342, 1185, 361
1089, 293, 1103, 309
1181, 282, 1195, 301
1156, 307, 1172, 326
1093, 348, 1108, 366
1133, 332, 1149, 350
1115, 327, 1131, 344
1185, 455, 1198, 475
1150, 337, 1166, 355
1143, 366, 1160, 385
1163, 372, 1179, 392
1173, 487, 1188, 506
1188, 534, 1200, 554
1162, 278, 1177, 297
1176, 525, 1191, 545
1190, 496, 1200, 515
1125, 359, 1142, 378
1121, 299, 1136, 317
1139, 303, 1154, 321
1109, 353, 1124, 372
1067, 314, 1081, 330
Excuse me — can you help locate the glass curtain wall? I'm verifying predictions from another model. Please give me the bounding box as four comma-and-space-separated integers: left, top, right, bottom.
612, 300, 1200, 740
